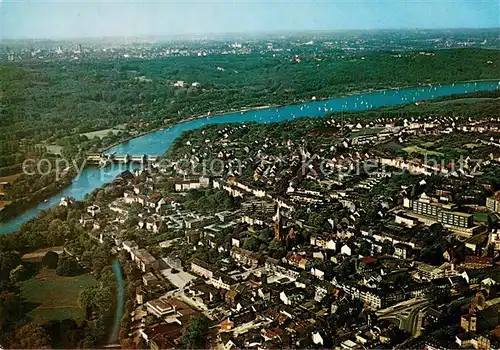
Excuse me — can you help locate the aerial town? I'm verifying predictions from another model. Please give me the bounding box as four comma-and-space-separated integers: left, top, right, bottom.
58, 104, 500, 349
1, 2, 500, 349
1, 28, 499, 64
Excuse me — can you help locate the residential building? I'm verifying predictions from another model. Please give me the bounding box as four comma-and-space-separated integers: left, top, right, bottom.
211, 272, 234, 290
486, 191, 500, 213
122, 240, 139, 253
230, 247, 264, 268
191, 258, 215, 279
438, 211, 473, 228
131, 249, 158, 272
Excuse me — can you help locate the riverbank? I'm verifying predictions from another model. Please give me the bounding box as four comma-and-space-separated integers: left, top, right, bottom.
0, 169, 76, 223
108, 78, 500, 146
1, 80, 499, 234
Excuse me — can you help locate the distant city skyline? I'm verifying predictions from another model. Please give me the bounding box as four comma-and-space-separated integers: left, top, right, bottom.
1, 0, 499, 39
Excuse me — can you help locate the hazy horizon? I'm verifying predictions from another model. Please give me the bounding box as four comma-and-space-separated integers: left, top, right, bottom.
1, 0, 499, 40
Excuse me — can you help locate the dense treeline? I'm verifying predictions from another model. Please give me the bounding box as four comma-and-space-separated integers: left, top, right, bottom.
1, 48, 498, 213
2, 48, 498, 149
0, 185, 124, 348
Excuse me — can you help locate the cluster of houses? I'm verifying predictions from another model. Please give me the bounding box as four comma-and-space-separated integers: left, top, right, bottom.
69, 111, 500, 350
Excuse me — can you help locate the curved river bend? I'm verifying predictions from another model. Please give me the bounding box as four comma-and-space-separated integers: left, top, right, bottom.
1, 80, 499, 234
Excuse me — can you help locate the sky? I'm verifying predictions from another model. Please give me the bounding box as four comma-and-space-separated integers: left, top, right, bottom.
1, 0, 499, 39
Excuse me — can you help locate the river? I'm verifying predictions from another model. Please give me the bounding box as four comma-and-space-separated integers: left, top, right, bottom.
109, 259, 125, 345
1, 80, 499, 234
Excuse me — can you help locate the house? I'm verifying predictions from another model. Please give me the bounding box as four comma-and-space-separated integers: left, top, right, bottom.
123, 190, 137, 204
79, 214, 95, 227
87, 204, 100, 217
140, 322, 181, 349
280, 288, 305, 306
357, 256, 378, 273
486, 191, 500, 213
146, 193, 163, 209
393, 243, 412, 259
122, 240, 139, 253
310, 267, 325, 280
285, 253, 310, 270
117, 170, 135, 181
341, 244, 352, 256
59, 197, 78, 207
265, 257, 301, 280
219, 318, 235, 332
164, 255, 182, 270
230, 247, 264, 268
146, 298, 176, 318
186, 283, 221, 308
224, 289, 240, 307
310, 235, 336, 250
415, 262, 452, 280
131, 249, 158, 272
215, 210, 240, 222
136, 286, 144, 305
462, 256, 493, 269
191, 258, 215, 279
143, 272, 159, 286
174, 176, 210, 192
184, 215, 215, 229
211, 272, 234, 290
395, 213, 418, 228
231, 237, 243, 247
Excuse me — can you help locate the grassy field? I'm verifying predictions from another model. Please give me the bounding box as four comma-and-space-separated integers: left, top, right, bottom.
420, 141, 437, 148
402, 145, 444, 157
21, 247, 64, 261
81, 125, 126, 139
20, 268, 96, 322
435, 97, 495, 105
44, 144, 64, 155
349, 127, 385, 139
0, 173, 22, 184
464, 143, 481, 149
0, 200, 12, 208
378, 140, 404, 151
473, 212, 490, 223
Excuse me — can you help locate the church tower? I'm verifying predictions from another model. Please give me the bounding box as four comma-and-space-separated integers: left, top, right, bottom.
274, 203, 282, 241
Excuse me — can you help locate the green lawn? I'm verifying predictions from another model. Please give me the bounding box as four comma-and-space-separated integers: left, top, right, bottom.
402, 145, 444, 157
379, 141, 404, 151
435, 97, 494, 105
473, 212, 490, 223
80, 128, 122, 139
349, 127, 385, 139
20, 268, 96, 322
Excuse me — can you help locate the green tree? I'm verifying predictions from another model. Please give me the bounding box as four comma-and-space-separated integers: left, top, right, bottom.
56, 256, 82, 276
14, 322, 51, 349
425, 285, 451, 304
243, 236, 260, 252
181, 316, 208, 349
381, 240, 395, 255
0, 291, 23, 333
42, 251, 59, 269
9, 265, 27, 282
268, 239, 286, 259
359, 240, 372, 256
0, 252, 21, 280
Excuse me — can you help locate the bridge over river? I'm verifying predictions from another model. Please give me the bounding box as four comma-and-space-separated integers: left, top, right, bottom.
86, 152, 160, 165
2, 80, 499, 235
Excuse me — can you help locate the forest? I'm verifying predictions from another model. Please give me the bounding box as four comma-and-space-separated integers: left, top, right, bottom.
0, 47, 498, 219
1, 48, 498, 158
